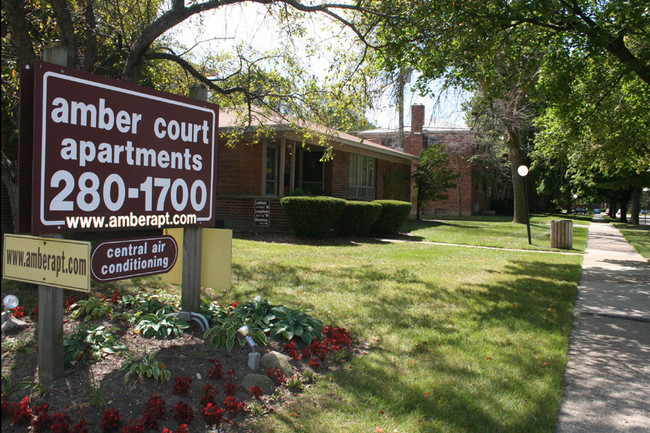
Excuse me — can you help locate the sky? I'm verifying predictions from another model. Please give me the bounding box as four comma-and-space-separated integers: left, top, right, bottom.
168, 3, 470, 129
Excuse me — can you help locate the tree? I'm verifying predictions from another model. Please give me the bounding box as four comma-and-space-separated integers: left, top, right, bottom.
533, 31, 650, 224
375, 1, 550, 224
413, 145, 459, 220
1, 0, 391, 232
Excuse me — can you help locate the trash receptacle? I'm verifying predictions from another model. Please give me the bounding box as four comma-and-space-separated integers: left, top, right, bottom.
550, 220, 573, 249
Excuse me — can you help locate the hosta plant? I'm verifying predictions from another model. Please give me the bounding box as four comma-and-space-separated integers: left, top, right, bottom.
133, 308, 190, 339
63, 325, 126, 367
204, 315, 267, 350
119, 291, 178, 314
120, 351, 170, 384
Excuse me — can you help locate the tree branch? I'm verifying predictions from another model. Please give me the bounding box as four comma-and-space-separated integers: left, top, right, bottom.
2, 0, 36, 66
123, 0, 390, 82
51, 0, 80, 67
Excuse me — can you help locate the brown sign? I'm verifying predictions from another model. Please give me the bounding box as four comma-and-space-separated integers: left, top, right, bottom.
25, 60, 218, 234
91, 236, 177, 282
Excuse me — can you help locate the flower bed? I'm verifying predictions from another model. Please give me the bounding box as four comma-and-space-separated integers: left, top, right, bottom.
1, 288, 355, 432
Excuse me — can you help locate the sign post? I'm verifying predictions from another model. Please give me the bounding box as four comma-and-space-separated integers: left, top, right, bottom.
182, 84, 208, 313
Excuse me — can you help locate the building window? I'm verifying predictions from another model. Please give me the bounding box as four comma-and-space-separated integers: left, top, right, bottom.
349, 154, 375, 200
264, 142, 279, 195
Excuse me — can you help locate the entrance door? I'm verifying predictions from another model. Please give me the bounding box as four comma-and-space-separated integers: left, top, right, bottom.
301, 150, 324, 195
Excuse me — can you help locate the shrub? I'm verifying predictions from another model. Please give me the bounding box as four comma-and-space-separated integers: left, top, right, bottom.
280, 196, 346, 238
336, 201, 382, 235
371, 200, 412, 235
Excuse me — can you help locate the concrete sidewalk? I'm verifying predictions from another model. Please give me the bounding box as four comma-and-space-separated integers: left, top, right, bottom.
555, 215, 650, 433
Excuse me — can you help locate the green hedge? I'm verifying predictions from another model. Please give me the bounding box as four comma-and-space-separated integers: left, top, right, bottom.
337, 201, 382, 236
371, 200, 413, 235
280, 196, 347, 238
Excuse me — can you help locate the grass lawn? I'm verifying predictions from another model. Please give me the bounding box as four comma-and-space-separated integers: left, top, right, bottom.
401, 215, 588, 252
1, 217, 584, 432
219, 221, 584, 432
608, 220, 650, 260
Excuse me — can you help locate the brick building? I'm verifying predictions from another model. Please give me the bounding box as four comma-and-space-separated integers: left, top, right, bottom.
356, 105, 484, 216
215, 110, 416, 231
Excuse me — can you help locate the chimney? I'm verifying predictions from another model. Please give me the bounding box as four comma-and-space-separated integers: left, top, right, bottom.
404, 105, 426, 156
411, 105, 425, 134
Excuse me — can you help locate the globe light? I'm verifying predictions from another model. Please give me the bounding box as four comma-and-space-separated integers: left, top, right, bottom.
517, 165, 529, 177
3, 295, 19, 310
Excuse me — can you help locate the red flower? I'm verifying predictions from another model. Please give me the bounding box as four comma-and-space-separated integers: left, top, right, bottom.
65, 295, 77, 310
202, 403, 223, 425
120, 419, 145, 433
309, 357, 321, 369
228, 301, 239, 310
72, 419, 89, 433
51, 412, 72, 433
266, 367, 287, 385
283, 340, 301, 360
323, 325, 352, 348
144, 393, 166, 420
12, 306, 25, 318
223, 396, 244, 414
175, 425, 188, 433
110, 291, 121, 304
172, 376, 192, 395
33, 306, 39, 318
172, 401, 194, 424
200, 384, 218, 406
225, 382, 236, 396
249, 386, 263, 399
31, 403, 50, 433
99, 408, 122, 433
10, 396, 32, 426
208, 358, 224, 379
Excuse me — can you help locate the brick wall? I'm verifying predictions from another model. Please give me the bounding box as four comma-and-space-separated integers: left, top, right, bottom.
377, 160, 412, 202
327, 151, 350, 198
421, 134, 476, 216
217, 139, 262, 196
215, 197, 290, 232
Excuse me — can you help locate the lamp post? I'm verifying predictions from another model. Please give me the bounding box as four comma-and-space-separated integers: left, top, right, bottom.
518, 165, 532, 245
643, 187, 650, 225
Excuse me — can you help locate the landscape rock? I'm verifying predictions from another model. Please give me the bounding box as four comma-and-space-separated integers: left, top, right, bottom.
242, 373, 275, 395
260, 350, 294, 377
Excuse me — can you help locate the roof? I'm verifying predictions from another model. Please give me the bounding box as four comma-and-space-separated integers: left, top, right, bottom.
218, 108, 418, 162
356, 119, 471, 136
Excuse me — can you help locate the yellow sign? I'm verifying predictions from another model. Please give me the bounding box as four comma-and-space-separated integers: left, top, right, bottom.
3, 234, 91, 292
161, 228, 232, 291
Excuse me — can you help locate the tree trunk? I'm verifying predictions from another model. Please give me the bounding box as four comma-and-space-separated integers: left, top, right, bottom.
506, 127, 527, 224
1, 152, 19, 233
630, 186, 640, 225
619, 189, 631, 223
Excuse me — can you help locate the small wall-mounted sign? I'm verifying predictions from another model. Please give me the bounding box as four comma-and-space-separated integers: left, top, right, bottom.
91, 235, 177, 282
254, 199, 270, 227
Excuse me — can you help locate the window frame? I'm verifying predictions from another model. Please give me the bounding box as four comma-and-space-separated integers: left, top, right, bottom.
349, 153, 376, 200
